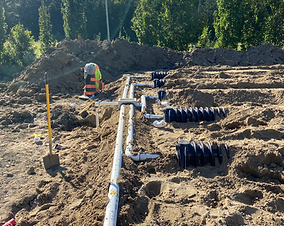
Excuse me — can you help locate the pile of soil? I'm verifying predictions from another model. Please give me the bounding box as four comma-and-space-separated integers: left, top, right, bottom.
0, 39, 284, 225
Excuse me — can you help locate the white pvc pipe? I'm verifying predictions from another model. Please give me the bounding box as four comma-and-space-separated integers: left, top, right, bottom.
104, 79, 130, 226
95, 102, 119, 128
104, 105, 125, 226
126, 84, 135, 154
141, 95, 146, 113
144, 114, 164, 119
125, 82, 159, 162
95, 102, 119, 106
96, 107, 99, 128
141, 95, 158, 113
125, 150, 159, 161
130, 83, 135, 98
104, 76, 160, 225
123, 76, 131, 98
129, 76, 150, 79
133, 83, 154, 88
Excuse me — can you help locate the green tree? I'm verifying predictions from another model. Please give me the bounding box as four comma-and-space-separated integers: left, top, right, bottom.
214, 0, 284, 50
240, 0, 268, 50
61, 0, 87, 39
39, 1, 55, 53
85, 0, 139, 41
159, 0, 200, 50
132, 0, 201, 51
198, 26, 213, 48
3, 0, 41, 39
2, 23, 36, 66
197, 0, 217, 46
263, 0, 284, 48
0, 0, 7, 53
131, 0, 162, 47
214, 0, 244, 49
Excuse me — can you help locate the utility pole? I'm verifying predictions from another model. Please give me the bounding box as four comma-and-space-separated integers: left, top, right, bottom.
105, 0, 110, 41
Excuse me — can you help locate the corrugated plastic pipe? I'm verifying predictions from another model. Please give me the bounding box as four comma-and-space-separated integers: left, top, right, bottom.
125, 84, 159, 161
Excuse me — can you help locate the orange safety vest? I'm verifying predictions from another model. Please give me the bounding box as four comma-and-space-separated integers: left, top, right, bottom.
84, 63, 102, 96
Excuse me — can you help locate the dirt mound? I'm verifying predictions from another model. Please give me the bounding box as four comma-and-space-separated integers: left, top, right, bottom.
186, 43, 284, 66
1, 41, 284, 226
7, 38, 183, 95
5, 39, 284, 97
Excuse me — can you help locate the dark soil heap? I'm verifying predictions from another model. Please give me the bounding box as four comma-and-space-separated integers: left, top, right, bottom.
4, 38, 284, 96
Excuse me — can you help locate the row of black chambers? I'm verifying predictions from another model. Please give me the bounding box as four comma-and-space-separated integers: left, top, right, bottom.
151, 71, 168, 80
163, 106, 226, 123
176, 140, 230, 168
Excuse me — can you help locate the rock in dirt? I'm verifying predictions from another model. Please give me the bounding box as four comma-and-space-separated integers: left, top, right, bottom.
27, 167, 35, 175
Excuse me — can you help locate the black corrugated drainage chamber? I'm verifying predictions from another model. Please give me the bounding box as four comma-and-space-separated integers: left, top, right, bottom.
176, 140, 230, 168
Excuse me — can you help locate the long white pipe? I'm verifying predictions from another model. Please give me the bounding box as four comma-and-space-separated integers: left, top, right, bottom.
104, 78, 129, 226
104, 77, 159, 225
104, 105, 124, 226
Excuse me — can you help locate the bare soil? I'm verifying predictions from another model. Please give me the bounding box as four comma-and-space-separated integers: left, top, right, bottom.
0, 39, 284, 225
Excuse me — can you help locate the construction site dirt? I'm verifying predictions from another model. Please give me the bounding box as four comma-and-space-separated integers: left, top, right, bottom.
0, 38, 284, 225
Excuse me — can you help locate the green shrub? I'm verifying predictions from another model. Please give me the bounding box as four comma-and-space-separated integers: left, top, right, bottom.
2, 23, 36, 67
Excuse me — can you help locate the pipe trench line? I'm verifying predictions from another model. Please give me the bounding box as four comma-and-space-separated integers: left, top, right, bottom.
104, 75, 161, 226
104, 75, 129, 226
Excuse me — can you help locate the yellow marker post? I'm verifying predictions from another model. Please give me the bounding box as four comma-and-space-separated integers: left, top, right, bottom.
42, 83, 60, 170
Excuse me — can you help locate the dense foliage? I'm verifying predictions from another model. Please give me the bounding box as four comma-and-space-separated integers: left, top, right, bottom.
62, 0, 87, 39
39, 1, 55, 53
0, 0, 284, 79
214, 0, 284, 50
2, 23, 36, 67
0, 0, 7, 53
131, 0, 214, 51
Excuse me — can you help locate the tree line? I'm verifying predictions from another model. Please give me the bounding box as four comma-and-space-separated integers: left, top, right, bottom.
0, 0, 284, 78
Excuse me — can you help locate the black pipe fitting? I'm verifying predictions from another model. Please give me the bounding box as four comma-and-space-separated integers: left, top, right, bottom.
203, 107, 209, 121
205, 141, 216, 166
176, 140, 189, 168
158, 89, 166, 101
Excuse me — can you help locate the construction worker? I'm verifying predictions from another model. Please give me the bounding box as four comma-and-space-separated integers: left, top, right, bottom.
83, 63, 104, 98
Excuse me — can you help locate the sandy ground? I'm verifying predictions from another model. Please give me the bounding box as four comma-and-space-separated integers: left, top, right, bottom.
0, 39, 284, 225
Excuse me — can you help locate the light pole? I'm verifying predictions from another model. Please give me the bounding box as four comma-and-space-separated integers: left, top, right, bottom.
105, 0, 110, 41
